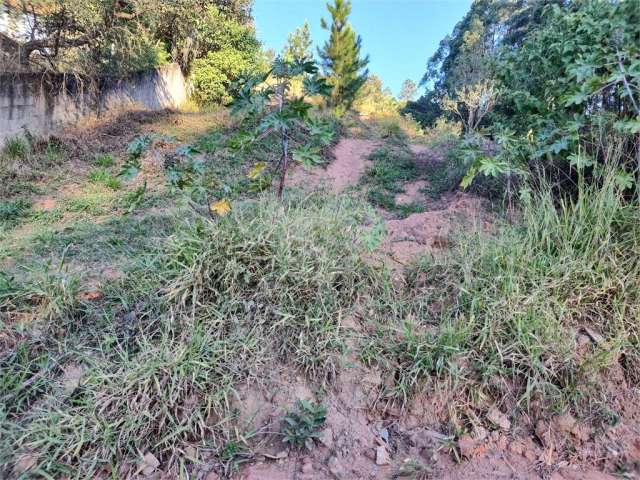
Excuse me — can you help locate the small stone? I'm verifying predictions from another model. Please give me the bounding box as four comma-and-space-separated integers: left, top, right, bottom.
553, 413, 576, 434
486, 407, 511, 431
13, 453, 38, 474
301, 462, 314, 474
273, 450, 288, 459
364, 448, 376, 461
473, 425, 488, 441
458, 434, 477, 459
141, 452, 160, 476
576, 334, 591, 347
184, 446, 197, 460
328, 455, 348, 480
375, 445, 391, 466
205, 472, 220, 480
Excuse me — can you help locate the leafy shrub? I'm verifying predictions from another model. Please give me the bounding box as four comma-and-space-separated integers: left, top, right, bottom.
496, 0, 640, 171
191, 49, 259, 105
281, 400, 327, 450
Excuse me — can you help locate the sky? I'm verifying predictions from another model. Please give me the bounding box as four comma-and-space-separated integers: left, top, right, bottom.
253, 0, 473, 98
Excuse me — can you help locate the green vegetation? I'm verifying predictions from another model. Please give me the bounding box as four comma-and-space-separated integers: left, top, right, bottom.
281, 400, 327, 450
2, 0, 640, 477
366, 162, 640, 420
319, 0, 370, 113
363, 141, 423, 217
2, 136, 29, 160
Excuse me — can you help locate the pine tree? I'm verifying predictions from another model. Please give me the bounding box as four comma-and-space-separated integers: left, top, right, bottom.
283, 21, 313, 63
318, 0, 369, 113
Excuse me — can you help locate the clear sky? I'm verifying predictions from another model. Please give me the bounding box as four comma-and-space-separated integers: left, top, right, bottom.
253, 0, 473, 97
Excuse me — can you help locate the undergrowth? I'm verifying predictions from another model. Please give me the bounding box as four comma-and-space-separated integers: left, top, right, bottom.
364, 141, 424, 218
364, 164, 640, 428
0, 192, 381, 478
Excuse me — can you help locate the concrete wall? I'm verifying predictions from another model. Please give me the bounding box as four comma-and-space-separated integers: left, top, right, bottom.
0, 63, 187, 142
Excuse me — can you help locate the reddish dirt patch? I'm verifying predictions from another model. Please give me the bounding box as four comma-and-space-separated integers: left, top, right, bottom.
395, 180, 428, 205
385, 192, 489, 265
290, 138, 379, 193
32, 196, 57, 211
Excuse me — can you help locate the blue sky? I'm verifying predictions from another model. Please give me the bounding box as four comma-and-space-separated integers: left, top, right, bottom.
253, 0, 472, 97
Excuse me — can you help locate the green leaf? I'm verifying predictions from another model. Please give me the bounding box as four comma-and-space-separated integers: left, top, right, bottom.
568, 152, 594, 169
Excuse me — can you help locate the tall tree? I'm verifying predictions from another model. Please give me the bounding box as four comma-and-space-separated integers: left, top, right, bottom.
283, 21, 313, 63
399, 79, 417, 102
318, 0, 369, 113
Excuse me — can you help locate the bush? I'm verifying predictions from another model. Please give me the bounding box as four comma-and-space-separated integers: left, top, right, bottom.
191, 49, 258, 105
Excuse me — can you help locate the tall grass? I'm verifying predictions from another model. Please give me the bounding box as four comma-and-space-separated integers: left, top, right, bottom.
367, 162, 640, 422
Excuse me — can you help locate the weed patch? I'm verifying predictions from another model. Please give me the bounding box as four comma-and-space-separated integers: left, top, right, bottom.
365, 168, 640, 425
363, 143, 423, 217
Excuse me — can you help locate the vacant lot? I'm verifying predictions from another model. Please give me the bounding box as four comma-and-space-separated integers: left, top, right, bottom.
1, 108, 639, 480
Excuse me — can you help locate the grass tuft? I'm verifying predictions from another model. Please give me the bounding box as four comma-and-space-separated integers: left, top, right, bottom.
2, 136, 29, 160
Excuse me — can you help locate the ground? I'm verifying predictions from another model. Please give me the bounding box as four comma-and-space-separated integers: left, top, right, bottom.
1, 109, 638, 479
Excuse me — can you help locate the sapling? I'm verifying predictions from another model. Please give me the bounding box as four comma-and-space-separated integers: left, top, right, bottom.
232, 56, 332, 197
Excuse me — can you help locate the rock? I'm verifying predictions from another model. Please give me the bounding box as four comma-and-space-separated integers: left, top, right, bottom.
583, 327, 604, 344
328, 455, 348, 480
273, 450, 288, 459
61, 364, 85, 394
576, 334, 591, 347
458, 434, 477, 459
141, 452, 160, 476
472, 425, 488, 441
376, 445, 391, 466
486, 407, 511, 431
553, 413, 577, 434
301, 462, 314, 474
364, 448, 376, 461
205, 472, 220, 480
13, 452, 38, 474
184, 446, 197, 460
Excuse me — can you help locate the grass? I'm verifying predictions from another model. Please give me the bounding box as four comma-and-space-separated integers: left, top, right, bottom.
363, 141, 424, 217
0, 192, 380, 477
87, 168, 122, 190
94, 153, 115, 168
3, 107, 640, 476
2, 136, 29, 160
363, 164, 640, 430
0, 199, 31, 223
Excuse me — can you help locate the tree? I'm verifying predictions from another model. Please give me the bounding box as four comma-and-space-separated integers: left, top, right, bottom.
399, 79, 417, 103
353, 75, 399, 117
283, 21, 313, 63
2, 0, 256, 76
318, 0, 369, 113
232, 57, 333, 197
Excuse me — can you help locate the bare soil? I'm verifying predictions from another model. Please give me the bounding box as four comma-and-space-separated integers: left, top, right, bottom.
290, 138, 380, 193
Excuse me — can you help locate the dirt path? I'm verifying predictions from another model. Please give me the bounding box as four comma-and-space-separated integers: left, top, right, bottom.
290, 138, 379, 193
